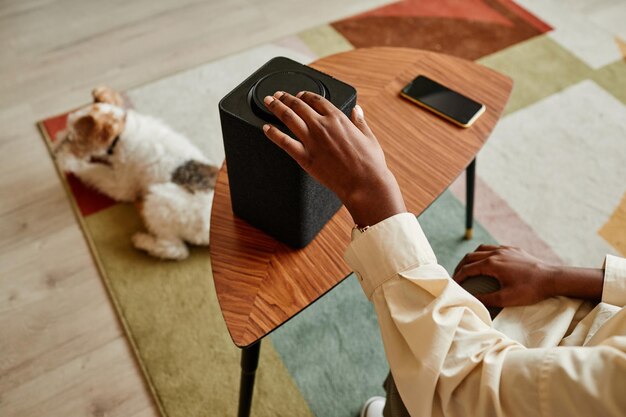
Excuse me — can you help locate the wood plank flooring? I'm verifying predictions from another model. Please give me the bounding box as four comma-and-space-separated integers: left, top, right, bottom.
0, 1, 391, 415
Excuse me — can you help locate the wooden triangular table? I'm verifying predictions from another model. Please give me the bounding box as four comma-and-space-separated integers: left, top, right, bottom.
210, 47, 512, 417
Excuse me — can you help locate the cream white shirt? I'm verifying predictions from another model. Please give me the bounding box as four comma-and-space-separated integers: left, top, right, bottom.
344, 213, 626, 417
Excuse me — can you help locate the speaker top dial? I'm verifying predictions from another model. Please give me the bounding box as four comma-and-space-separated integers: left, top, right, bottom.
249, 70, 328, 121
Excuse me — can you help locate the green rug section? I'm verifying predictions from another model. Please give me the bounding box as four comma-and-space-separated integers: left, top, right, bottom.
298, 25, 354, 57
84, 204, 314, 417
592, 60, 626, 106
478, 35, 626, 115
478, 36, 591, 116
270, 191, 498, 417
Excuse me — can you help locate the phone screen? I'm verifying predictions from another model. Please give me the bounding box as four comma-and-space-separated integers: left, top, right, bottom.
401, 76, 485, 127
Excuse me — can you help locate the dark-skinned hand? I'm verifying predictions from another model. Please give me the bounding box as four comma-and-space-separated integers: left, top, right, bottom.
262, 91, 406, 227
453, 245, 604, 307
452, 245, 555, 307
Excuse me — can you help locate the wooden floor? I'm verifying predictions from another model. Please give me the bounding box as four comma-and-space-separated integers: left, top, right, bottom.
0, 1, 390, 415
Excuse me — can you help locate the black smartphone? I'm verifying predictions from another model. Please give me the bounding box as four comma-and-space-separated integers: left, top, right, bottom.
400, 75, 485, 128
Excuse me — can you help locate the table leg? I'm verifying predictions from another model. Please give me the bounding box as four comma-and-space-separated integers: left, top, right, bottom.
238, 341, 261, 417
465, 158, 476, 240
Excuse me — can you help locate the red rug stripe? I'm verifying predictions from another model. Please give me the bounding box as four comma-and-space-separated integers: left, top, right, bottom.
496, 0, 552, 32
351, 0, 514, 27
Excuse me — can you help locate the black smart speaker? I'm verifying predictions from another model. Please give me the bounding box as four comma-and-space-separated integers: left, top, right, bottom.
218, 56, 357, 248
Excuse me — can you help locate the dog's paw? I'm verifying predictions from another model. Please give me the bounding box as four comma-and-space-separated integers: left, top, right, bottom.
132, 232, 189, 260
132, 232, 153, 249
56, 152, 89, 173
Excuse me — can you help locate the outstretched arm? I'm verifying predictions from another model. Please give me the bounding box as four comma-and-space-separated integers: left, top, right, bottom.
262, 91, 626, 417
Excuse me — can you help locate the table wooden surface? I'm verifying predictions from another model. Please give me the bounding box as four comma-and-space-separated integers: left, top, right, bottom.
210, 47, 513, 348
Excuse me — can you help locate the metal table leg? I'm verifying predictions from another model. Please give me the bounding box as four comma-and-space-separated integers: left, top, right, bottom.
465, 158, 476, 240
237, 341, 261, 417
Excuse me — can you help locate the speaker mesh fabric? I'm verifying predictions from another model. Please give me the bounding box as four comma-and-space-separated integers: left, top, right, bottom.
219, 57, 357, 248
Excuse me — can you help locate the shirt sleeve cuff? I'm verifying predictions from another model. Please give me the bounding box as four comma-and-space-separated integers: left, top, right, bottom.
602, 254, 626, 307
344, 213, 437, 299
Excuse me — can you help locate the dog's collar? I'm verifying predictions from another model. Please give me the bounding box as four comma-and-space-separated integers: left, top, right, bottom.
107, 135, 120, 155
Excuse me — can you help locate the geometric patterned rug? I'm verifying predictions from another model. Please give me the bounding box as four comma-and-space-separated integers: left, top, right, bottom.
38, 1, 626, 416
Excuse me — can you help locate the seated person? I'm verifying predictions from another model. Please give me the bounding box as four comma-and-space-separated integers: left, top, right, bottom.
260, 90, 626, 417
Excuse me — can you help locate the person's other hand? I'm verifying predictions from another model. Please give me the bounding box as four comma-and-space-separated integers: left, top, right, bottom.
262, 91, 406, 227
452, 245, 556, 307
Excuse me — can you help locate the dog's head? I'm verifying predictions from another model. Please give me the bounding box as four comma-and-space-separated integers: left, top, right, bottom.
60, 87, 126, 159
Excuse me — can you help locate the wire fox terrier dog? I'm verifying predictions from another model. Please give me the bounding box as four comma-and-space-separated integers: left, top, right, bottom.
55, 87, 219, 260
